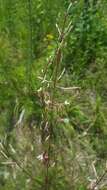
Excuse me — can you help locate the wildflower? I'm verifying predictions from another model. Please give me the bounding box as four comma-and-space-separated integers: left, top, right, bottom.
64, 100, 70, 105
63, 118, 69, 124
37, 152, 49, 165
37, 154, 43, 161
59, 118, 70, 124
46, 34, 54, 40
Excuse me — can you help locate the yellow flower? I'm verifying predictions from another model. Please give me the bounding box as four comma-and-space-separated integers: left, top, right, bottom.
46, 34, 54, 40
47, 45, 53, 50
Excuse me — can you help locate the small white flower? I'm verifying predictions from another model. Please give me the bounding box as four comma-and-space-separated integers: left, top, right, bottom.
64, 100, 70, 105
63, 118, 69, 124
37, 154, 43, 161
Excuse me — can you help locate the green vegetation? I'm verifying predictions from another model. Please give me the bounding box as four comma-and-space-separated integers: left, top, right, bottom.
0, 0, 107, 189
